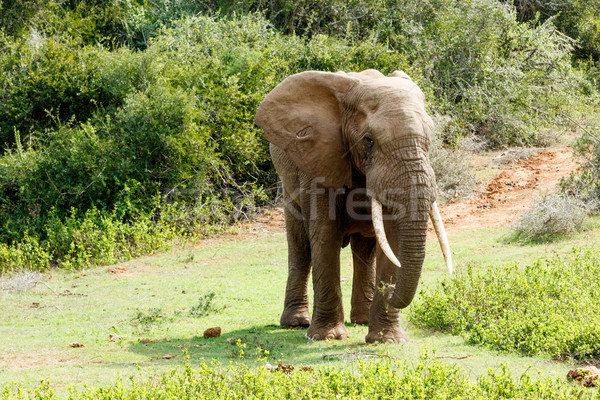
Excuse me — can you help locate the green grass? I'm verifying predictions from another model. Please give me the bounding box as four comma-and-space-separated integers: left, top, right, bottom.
1, 222, 600, 395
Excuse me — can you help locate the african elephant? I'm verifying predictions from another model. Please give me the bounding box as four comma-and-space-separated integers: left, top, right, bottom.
254, 69, 452, 343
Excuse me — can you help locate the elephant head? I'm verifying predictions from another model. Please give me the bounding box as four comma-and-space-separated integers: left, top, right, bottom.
254, 70, 452, 310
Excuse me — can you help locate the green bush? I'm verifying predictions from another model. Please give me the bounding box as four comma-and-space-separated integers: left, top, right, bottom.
0, 35, 104, 148
407, 2, 587, 146
2, 357, 598, 399
512, 0, 600, 62
409, 249, 600, 360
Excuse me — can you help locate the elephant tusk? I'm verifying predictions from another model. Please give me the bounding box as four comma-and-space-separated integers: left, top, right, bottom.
429, 201, 453, 274
371, 198, 402, 268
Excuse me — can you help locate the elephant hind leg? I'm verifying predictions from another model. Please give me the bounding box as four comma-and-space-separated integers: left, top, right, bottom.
280, 193, 312, 328
349, 234, 376, 325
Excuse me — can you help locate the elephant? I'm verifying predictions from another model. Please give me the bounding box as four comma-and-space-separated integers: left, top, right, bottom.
254, 69, 452, 343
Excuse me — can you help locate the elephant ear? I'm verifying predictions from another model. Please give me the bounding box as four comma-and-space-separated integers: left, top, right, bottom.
390, 70, 412, 80
254, 71, 359, 188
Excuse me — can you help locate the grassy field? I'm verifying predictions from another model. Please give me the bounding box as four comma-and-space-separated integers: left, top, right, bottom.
1, 217, 600, 395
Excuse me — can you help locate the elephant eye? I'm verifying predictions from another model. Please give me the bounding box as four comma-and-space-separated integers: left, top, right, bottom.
365, 136, 374, 148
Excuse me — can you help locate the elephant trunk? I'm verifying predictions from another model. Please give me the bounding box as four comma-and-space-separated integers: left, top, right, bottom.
371, 198, 452, 309
387, 215, 429, 309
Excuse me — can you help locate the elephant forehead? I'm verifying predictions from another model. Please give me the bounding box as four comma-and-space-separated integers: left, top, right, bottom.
367, 108, 431, 145
356, 78, 425, 105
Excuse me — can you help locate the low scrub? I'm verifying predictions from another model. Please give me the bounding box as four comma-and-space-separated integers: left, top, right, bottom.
409, 249, 600, 360
189, 291, 225, 318
564, 119, 600, 206
2, 357, 597, 400
0, 269, 41, 293
509, 194, 590, 242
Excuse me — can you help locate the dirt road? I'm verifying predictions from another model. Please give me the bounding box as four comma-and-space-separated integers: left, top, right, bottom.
440, 147, 577, 233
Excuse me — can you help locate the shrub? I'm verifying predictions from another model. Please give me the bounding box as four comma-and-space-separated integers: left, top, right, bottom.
415, 3, 587, 147
564, 119, 600, 205
1, 357, 597, 399
429, 115, 479, 204
207, 0, 591, 147
130, 308, 171, 331
512, 0, 600, 61
0, 234, 51, 274
510, 194, 590, 242
409, 249, 600, 360
0, 269, 42, 293
189, 291, 225, 317
0, 35, 104, 149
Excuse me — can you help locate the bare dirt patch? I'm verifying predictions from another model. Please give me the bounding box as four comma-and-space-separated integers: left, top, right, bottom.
436, 147, 578, 233
107, 266, 131, 276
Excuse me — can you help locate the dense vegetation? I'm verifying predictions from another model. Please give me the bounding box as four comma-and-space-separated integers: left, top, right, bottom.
3, 358, 599, 400
0, 0, 598, 272
409, 249, 600, 360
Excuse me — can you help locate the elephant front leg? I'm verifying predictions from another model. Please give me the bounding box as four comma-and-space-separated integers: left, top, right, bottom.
280, 196, 312, 328
349, 234, 376, 325
365, 250, 407, 344
306, 224, 347, 341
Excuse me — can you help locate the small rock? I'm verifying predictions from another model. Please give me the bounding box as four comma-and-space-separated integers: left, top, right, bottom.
163, 354, 176, 359
567, 366, 600, 387
108, 333, 126, 342
265, 361, 296, 374
69, 342, 85, 348
203, 327, 221, 338
109, 334, 122, 342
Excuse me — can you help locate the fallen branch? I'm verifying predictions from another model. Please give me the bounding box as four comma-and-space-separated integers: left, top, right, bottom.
36, 281, 58, 296
435, 354, 473, 360
321, 352, 473, 361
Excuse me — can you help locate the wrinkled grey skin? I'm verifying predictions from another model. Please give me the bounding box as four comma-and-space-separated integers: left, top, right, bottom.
254, 69, 436, 343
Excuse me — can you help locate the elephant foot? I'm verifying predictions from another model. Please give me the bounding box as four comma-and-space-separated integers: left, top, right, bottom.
365, 326, 407, 344
306, 322, 348, 341
280, 308, 311, 328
